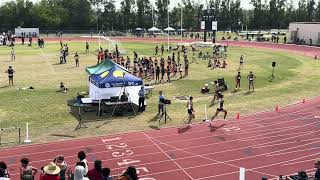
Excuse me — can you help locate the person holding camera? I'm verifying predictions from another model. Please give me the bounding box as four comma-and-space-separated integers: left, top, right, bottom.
158, 91, 165, 117
209, 92, 227, 127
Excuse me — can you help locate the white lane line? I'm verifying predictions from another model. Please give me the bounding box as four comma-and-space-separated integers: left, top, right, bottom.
39, 48, 55, 73
150, 136, 279, 179
142, 132, 195, 180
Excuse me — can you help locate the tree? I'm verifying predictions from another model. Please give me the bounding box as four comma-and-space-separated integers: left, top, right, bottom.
136, 0, 153, 28
101, 0, 117, 31
306, 0, 316, 21
316, 0, 320, 21
156, 0, 169, 29
120, 0, 136, 30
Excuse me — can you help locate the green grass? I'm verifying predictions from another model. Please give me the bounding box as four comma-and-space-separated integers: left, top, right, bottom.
0, 40, 319, 146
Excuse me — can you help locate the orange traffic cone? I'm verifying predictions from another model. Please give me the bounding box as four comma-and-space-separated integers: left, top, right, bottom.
236, 113, 240, 120
275, 106, 279, 112
302, 99, 306, 103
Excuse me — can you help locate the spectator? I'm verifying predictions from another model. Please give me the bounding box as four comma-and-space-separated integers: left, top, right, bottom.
0, 162, 9, 178
74, 52, 80, 67
57, 82, 67, 93
5, 66, 15, 86
74, 166, 89, 180
11, 47, 15, 61
20, 158, 38, 180
87, 160, 103, 180
315, 159, 320, 180
117, 166, 138, 180
53, 155, 67, 180
138, 86, 145, 112
40, 162, 61, 180
0, 168, 9, 180
77, 151, 88, 175
102, 168, 113, 180
158, 91, 165, 117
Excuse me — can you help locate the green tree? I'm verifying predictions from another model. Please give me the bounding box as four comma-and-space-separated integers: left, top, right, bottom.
156, 0, 169, 29
306, 0, 316, 21
136, 0, 153, 28
316, 0, 320, 21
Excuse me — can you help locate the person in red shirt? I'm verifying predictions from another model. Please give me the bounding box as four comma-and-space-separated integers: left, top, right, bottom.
87, 160, 103, 180
40, 162, 60, 180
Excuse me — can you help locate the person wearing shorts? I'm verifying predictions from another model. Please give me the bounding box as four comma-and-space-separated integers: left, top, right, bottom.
247, 71, 256, 92
186, 96, 195, 126
209, 92, 227, 127
5, 66, 15, 86
235, 71, 241, 89
74, 52, 80, 67
239, 55, 244, 70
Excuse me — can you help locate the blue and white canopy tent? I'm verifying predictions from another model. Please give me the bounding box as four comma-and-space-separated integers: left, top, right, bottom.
88, 63, 143, 105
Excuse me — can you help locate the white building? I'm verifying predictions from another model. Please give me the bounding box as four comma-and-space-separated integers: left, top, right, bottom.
289, 22, 320, 45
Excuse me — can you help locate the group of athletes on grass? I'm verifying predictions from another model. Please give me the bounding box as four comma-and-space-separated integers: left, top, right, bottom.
184, 50, 256, 128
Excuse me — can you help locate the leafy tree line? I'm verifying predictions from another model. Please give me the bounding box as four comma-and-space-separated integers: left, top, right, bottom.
0, 0, 320, 32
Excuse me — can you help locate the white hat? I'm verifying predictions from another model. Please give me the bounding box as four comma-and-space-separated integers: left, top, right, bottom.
43, 162, 61, 175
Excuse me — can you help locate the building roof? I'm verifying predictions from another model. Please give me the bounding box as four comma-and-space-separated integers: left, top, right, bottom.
290, 22, 320, 25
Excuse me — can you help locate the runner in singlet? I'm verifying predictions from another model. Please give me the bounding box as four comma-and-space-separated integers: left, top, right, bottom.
235, 71, 241, 89
209, 92, 227, 127
247, 71, 256, 92
186, 96, 195, 127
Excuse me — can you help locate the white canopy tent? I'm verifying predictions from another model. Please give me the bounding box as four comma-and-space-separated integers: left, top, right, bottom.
148, 26, 161, 32
135, 28, 143, 31
164, 27, 175, 31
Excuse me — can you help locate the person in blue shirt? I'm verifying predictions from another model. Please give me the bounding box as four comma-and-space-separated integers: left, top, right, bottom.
138, 87, 145, 112
158, 91, 165, 116
315, 159, 320, 180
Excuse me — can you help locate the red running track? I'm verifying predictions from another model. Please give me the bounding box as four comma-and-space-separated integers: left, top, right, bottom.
1, 97, 320, 180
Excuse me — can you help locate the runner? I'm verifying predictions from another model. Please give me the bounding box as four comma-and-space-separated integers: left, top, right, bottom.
209, 92, 227, 127
235, 71, 241, 90
247, 71, 256, 92
186, 96, 195, 127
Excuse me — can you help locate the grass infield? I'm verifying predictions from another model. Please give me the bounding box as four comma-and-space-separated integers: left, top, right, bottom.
0, 39, 319, 145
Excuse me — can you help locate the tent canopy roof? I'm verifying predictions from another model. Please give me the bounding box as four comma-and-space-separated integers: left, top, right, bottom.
90, 64, 143, 88
164, 27, 175, 31
86, 59, 128, 75
148, 26, 161, 32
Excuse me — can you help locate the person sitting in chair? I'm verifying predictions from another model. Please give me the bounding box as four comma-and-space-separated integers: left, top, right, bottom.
57, 82, 67, 93
120, 92, 128, 102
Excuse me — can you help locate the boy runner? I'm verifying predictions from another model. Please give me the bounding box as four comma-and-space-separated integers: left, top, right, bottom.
186, 96, 195, 127
209, 92, 227, 127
